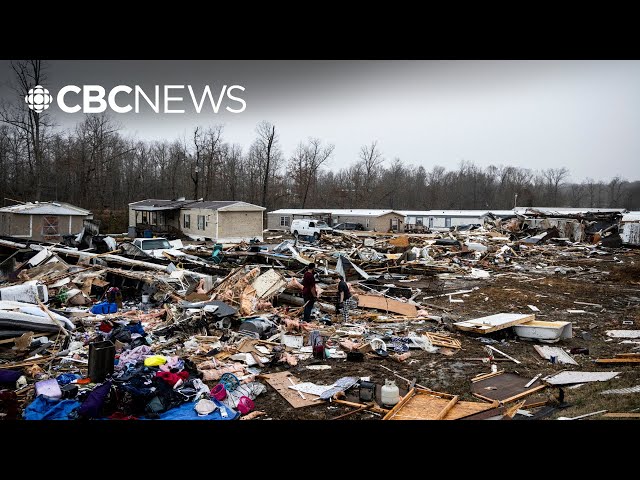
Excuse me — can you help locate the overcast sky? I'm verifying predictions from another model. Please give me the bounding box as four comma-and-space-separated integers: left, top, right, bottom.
1, 60, 639, 181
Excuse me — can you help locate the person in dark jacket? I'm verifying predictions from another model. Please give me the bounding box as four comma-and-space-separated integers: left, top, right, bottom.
337, 275, 356, 322
302, 263, 317, 322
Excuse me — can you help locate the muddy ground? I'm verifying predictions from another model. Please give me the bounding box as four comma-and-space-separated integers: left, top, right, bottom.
253, 249, 640, 420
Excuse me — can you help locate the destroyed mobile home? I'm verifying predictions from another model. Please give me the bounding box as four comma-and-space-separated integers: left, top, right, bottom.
0, 209, 639, 422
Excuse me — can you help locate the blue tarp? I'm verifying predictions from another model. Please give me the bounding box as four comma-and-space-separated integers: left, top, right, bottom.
24, 395, 81, 420
148, 400, 239, 420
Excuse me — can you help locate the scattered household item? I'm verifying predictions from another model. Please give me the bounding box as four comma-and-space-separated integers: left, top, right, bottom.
88, 340, 115, 383
219, 373, 240, 392
211, 383, 227, 401
513, 320, 572, 343
381, 379, 400, 407
90, 301, 118, 315
35, 378, 62, 400
236, 396, 255, 415
358, 381, 376, 402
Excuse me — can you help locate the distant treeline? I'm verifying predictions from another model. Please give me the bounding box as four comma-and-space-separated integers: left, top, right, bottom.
1, 61, 639, 228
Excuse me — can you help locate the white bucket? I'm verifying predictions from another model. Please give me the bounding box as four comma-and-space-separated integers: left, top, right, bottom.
141, 294, 150, 303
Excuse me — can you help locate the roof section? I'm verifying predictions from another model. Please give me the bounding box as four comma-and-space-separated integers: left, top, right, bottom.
514, 207, 626, 215
269, 208, 405, 217
129, 199, 265, 212
128, 199, 197, 211
621, 212, 640, 222
0, 201, 91, 216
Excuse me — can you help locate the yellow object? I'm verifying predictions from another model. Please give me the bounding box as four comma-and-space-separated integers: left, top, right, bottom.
144, 355, 167, 367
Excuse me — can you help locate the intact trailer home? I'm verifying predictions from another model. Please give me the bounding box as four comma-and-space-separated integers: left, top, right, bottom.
0, 201, 93, 241
128, 199, 265, 243
267, 209, 406, 232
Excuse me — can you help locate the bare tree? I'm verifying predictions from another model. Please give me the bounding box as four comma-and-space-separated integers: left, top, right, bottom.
250, 121, 282, 210
543, 167, 570, 206
358, 140, 384, 194
288, 137, 334, 208
0, 60, 53, 199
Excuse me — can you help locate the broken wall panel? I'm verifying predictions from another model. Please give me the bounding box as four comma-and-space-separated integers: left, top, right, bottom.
471, 372, 546, 403
454, 313, 535, 334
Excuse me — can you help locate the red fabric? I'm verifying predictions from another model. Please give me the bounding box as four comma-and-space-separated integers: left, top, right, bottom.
109, 412, 138, 420
98, 321, 113, 333
156, 370, 189, 386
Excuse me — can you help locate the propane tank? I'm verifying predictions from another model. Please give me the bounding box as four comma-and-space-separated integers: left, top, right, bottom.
381, 379, 400, 406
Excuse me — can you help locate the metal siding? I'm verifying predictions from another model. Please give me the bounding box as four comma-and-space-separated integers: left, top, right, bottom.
218, 211, 263, 241
622, 223, 640, 245
180, 208, 217, 238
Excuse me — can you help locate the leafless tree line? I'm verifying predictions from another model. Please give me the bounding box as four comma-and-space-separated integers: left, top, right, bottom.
1, 61, 639, 232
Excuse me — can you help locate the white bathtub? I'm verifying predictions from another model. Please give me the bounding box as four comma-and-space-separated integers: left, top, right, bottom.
513, 320, 573, 343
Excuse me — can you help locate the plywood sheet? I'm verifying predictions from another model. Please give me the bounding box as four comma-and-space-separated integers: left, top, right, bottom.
471, 372, 546, 403
357, 294, 417, 316
384, 389, 497, 420
262, 371, 323, 408
544, 371, 620, 385
252, 269, 287, 299
454, 313, 535, 334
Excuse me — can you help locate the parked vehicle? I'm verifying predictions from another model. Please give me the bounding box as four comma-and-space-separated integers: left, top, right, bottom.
290, 219, 333, 239
131, 237, 184, 258
333, 222, 366, 231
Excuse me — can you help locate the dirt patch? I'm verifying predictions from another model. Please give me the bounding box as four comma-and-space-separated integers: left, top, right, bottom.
252, 249, 640, 420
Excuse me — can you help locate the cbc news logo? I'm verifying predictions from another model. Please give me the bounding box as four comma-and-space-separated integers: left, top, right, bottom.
25, 85, 53, 113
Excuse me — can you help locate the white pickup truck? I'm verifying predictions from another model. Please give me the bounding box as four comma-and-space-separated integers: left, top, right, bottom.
131, 237, 185, 258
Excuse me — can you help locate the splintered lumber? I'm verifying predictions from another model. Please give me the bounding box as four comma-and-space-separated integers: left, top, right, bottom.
261, 371, 323, 408
332, 397, 389, 415
602, 413, 640, 418
485, 345, 521, 364
453, 313, 535, 334
383, 388, 499, 420
357, 294, 417, 317
595, 357, 640, 364
503, 400, 527, 419
331, 402, 375, 420
424, 332, 461, 349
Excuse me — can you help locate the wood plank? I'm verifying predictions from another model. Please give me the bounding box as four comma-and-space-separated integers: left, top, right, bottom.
602, 413, 640, 418
435, 395, 459, 420
424, 332, 461, 349
454, 313, 535, 334
262, 371, 323, 409
503, 400, 527, 419
357, 294, 418, 317
471, 370, 505, 383
595, 358, 640, 364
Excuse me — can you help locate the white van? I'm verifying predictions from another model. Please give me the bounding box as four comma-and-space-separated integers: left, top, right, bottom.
290, 219, 333, 239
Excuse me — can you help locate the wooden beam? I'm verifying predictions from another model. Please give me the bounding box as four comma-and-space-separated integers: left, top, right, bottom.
435, 395, 459, 420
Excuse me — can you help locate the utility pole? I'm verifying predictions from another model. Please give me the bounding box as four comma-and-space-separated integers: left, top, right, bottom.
514, 193, 518, 210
